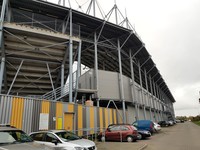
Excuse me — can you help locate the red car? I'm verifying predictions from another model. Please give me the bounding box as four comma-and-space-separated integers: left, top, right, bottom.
98, 124, 138, 142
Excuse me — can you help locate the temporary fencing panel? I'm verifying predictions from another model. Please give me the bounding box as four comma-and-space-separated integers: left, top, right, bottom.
0, 95, 122, 134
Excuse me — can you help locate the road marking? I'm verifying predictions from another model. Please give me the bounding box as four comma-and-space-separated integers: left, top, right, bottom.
138, 143, 148, 150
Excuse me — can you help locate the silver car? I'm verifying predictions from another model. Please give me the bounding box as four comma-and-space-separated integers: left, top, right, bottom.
0, 126, 53, 150
30, 130, 97, 150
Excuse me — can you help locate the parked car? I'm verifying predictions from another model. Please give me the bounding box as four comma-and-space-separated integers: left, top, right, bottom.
137, 129, 151, 140
168, 120, 174, 126
153, 122, 161, 132
132, 120, 155, 134
180, 120, 185, 123
97, 124, 138, 142
30, 130, 96, 150
158, 121, 170, 127
0, 125, 53, 150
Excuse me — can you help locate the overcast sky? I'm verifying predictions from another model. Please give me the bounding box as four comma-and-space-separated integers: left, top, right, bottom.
48, 0, 200, 117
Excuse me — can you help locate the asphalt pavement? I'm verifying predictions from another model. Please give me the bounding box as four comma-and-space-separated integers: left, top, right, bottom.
96, 121, 200, 150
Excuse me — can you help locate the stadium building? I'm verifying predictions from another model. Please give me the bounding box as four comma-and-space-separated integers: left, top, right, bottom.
0, 0, 175, 133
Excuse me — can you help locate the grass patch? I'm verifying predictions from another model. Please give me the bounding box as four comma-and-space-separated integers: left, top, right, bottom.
193, 121, 200, 126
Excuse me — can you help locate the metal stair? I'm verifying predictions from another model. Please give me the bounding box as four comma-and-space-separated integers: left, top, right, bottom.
39, 82, 76, 101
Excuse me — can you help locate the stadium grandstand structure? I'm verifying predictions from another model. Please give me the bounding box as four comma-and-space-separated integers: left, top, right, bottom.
0, 0, 175, 123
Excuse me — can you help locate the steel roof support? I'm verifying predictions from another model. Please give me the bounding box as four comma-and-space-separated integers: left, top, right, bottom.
149, 75, 157, 122
94, 32, 99, 99
149, 75, 154, 108
46, 62, 56, 99
131, 45, 144, 58
157, 85, 162, 100
114, 4, 118, 25
7, 60, 24, 95
117, 39, 126, 123
86, 0, 105, 18
129, 49, 138, 120
0, 0, 8, 48
144, 69, 153, 120
61, 64, 64, 96
154, 76, 162, 84
0, 57, 5, 94
97, 21, 106, 42
120, 31, 133, 49
146, 64, 155, 74
0, 0, 8, 94
152, 80, 157, 98
93, 0, 96, 17
138, 61, 146, 119
69, 8, 73, 103
140, 56, 151, 68
155, 85, 160, 109
16, 66, 61, 94
74, 41, 82, 102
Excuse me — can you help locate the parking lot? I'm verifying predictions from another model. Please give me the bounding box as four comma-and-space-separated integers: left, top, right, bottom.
96, 141, 148, 150
96, 121, 200, 150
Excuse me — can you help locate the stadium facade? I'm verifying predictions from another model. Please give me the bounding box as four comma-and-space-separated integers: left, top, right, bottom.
0, 0, 175, 133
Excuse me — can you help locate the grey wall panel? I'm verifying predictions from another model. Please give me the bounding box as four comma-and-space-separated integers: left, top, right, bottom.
74, 104, 78, 132
96, 107, 99, 129
98, 70, 120, 100
23, 99, 34, 134
145, 110, 151, 120
79, 70, 94, 89
127, 106, 136, 124
0, 95, 12, 124
94, 107, 97, 131
86, 106, 90, 129
138, 108, 145, 120
102, 108, 105, 128
49, 101, 56, 130
136, 88, 142, 104
31, 100, 41, 132
82, 105, 86, 129
123, 75, 132, 102
155, 112, 159, 122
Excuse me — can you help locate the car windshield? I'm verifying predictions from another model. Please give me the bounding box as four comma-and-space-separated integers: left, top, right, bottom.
0, 130, 33, 145
55, 131, 81, 142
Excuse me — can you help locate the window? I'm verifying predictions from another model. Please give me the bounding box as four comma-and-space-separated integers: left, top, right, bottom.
110, 126, 121, 131
0, 130, 33, 145
31, 133, 45, 141
45, 133, 59, 143
55, 131, 80, 142
121, 126, 129, 131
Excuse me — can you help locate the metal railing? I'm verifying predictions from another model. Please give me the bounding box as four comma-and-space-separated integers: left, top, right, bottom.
40, 82, 75, 101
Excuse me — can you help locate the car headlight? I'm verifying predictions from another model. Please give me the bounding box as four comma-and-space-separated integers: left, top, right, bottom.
74, 147, 84, 150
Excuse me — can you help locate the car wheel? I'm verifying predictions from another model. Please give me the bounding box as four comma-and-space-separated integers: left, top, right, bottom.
126, 136, 133, 142
101, 136, 106, 142
137, 134, 142, 140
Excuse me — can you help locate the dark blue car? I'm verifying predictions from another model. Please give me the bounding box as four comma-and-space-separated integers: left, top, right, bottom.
132, 120, 155, 134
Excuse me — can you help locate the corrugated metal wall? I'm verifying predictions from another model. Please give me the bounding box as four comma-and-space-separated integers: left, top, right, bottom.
0, 95, 121, 134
